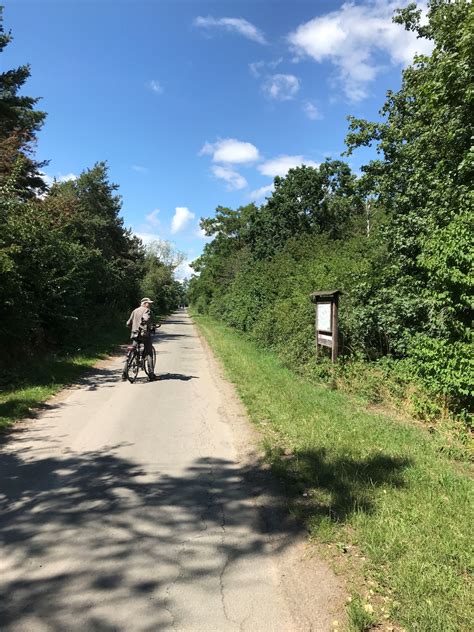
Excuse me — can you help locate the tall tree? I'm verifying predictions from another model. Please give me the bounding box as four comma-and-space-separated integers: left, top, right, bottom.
0, 6, 47, 196
346, 0, 473, 406
190, 204, 256, 311
246, 161, 361, 259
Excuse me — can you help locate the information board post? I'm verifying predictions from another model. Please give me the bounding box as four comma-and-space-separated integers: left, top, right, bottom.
310, 290, 341, 363
331, 294, 339, 363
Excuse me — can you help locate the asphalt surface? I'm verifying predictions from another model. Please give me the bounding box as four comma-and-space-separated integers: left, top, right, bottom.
0, 311, 343, 632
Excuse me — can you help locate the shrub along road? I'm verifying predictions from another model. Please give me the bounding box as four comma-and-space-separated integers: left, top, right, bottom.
0, 311, 343, 632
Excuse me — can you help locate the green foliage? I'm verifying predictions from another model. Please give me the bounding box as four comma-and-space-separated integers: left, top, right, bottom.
190, 1, 473, 418
345, 0, 473, 410
347, 595, 376, 632
0, 162, 142, 356
246, 161, 362, 259
0, 6, 47, 196
0, 160, 182, 369
197, 231, 388, 363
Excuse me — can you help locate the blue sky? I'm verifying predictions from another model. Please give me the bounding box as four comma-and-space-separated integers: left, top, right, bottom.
3, 0, 430, 278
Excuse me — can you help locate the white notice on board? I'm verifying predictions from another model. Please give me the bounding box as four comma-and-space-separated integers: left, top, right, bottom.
317, 302, 332, 332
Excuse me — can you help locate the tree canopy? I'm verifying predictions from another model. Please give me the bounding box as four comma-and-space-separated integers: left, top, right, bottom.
0, 7, 47, 196
346, 0, 473, 403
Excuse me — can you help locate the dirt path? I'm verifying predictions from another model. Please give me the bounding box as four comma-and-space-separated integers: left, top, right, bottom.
0, 311, 344, 631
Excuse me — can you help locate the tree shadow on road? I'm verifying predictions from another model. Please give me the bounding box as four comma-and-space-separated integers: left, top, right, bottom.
156, 332, 192, 341
0, 442, 410, 631
0, 446, 293, 631
160, 319, 193, 326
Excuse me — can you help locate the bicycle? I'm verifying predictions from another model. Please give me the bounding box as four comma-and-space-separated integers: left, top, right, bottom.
124, 323, 160, 383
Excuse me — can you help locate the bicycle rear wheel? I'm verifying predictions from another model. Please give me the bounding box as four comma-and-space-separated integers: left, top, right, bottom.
144, 348, 155, 378
127, 351, 139, 383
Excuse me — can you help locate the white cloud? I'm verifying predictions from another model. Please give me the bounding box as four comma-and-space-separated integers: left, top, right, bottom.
174, 260, 196, 281
171, 207, 195, 234
134, 232, 163, 246
40, 173, 54, 187
249, 61, 265, 78
194, 16, 266, 44
262, 74, 300, 101
249, 57, 283, 78
288, 1, 433, 102
57, 172, 78, 182
258, 155, 319, 178
145, 208, 160, 228
41, 173, 54, 187
303, 101, 323, 120
41, 172, 78, 187
248, 183, 275, 201
200, 138, 260, 164
132, 165, 149, 173
148, 80, 163, 94
211, 165, 247, 191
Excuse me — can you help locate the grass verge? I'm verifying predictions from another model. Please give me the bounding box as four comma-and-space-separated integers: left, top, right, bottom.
194, 313, 473, 632
0, 323, 126, 433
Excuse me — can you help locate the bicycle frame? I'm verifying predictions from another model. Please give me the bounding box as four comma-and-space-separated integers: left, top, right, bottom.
125, 340, 156, 383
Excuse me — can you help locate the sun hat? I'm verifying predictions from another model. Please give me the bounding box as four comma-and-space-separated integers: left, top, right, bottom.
141, 297, 154, 304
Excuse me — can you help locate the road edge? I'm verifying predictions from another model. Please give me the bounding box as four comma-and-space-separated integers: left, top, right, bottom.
191, 312, 348, 632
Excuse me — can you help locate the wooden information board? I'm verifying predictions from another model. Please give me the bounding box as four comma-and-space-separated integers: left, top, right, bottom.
310, 290, 341, 362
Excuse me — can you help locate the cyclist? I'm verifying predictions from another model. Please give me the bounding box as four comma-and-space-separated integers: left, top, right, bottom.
122, 297, 157, 381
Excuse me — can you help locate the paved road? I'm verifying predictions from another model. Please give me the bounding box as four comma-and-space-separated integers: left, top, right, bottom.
0, 312, 342, 632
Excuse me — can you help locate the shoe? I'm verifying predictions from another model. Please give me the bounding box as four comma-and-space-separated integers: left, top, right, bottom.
148, 374, 158, 382
121, 374, 127, 381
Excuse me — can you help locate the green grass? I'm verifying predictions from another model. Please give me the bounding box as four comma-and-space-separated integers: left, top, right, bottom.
194, 313, 473, 632
347, 594, 376, 632
0, 324, 126, 432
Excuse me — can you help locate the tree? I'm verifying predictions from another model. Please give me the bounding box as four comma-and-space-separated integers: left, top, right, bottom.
134, 240, 185, 315
0, 159, 146, 357
144, 239, 185, 271
45, 163, 145, 316
246, 161, 362, 259
346, 0, 473, 407
0, 6, 47, 196
189, 204, 256, 312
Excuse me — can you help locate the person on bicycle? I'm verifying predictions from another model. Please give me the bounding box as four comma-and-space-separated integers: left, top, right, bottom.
122, 297, 157, 381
